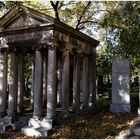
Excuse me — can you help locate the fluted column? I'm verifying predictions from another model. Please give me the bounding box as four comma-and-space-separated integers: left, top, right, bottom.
42, 52, 47, 107
89, 57, 93, 106
73, 56, 80, 112
33, 49, 43, 119
57, 57, 62, 105
92, 52, 96, 107
62, 51, 70, 117
82, 56, 89, 108
46, 47, 57, 119
8, 50, 18, 117
17, 53, 24, 113
0, 49, 8, 116
31, 54, 35, 109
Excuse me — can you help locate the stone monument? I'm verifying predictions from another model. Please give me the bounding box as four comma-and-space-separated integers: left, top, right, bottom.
110, 59, 130, 113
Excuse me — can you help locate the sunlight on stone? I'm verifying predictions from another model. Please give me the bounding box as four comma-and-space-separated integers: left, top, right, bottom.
119, 89, 130, 103
0, 95, 2, 104
0, 37, 8, 48
9, 94, 13, 102
118, 75, 123, 83
47, 85, 52, 93
47, 103, 52, 109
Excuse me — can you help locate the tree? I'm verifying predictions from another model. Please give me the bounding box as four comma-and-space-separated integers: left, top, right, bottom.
97, 1, 140, 77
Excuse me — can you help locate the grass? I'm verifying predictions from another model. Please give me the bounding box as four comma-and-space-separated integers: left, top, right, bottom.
0, 90, 138, 139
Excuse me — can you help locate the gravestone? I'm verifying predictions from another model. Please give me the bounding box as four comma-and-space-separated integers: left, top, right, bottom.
138, 65, 140, 115
110, 59, 130, 113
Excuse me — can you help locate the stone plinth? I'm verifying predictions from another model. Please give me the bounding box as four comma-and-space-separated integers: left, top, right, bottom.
21, 118, 53, 137
110, 59, 130, 113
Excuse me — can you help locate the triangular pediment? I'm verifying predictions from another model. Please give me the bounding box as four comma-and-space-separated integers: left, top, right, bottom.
0, 5, 54, 31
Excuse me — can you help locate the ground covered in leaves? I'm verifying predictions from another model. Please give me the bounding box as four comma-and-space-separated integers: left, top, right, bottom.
0, 94, 138, 139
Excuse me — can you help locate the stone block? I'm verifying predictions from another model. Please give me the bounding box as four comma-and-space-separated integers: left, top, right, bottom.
21, 126, 48, 137
28, 118, 41, 128
41, 118, 53, 129
22, 117, 53, 137
134, 127, 140, 136
110, 59, 130, 113
3, 116, 16, 124
116, 129, 134, 139
110, 104, 130, 113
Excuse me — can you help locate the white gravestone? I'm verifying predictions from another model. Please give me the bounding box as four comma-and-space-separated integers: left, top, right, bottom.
110, 59, 130, 113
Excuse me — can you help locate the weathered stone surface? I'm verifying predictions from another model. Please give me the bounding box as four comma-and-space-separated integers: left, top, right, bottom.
110, 59, 130, 113
138, 108, 140, 115
0, 116, 16, 132
62, 51, 70, 117
22, 117, 52, 137
0, 51, 8, 116
116, 129, 134, 139
22, 126, 49, 137
33, 50, 43, 119
47, 48, 57, 119
57, 57, 62, 104
17, 54, 24, 113
8, 53, 18, 117
91, 51, 97, 107
31, 54, 35, 109
42, 53, 47, 107
82, 57, 89, 108
73, 56, 80, 111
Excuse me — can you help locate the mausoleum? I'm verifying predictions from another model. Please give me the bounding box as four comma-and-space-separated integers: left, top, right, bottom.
0, 5, 99, 136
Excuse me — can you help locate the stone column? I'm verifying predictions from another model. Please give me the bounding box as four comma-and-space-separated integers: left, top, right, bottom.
17, 53, 24, 113
46, 47, 57, 119
62, 51, 70, 117
0, 49, 8, 117
82, 56, 89, 108
42, 52, 47, 107
138, 64, 140, 115
8, 50, 18, 117
33, 49, 43, 119
88, 57, 93, 107
91, 52, 97, 107
57, 57, 62, 105
73, 56, 80, 112
31, 54, 35, 109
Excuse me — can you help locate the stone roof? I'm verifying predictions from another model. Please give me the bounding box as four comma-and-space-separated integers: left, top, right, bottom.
0, 5, 99, 46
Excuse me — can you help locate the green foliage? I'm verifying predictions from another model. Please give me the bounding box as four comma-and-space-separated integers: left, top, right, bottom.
97, 1, 140, 77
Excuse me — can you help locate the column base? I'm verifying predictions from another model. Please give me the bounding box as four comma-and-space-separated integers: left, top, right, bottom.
138, 107, 140, 115
22, 117, 53, 137
110, 103, 130, 113
3, 116, 17, 124
0, 116, 16, 132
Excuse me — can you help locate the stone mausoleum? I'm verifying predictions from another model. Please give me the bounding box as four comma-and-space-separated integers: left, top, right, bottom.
0, 5, 99, 136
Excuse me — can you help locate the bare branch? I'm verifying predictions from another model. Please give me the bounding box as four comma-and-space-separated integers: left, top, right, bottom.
76, 1, 92, 29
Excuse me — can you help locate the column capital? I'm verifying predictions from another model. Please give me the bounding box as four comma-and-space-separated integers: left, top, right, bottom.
48, 45, 57, 50
63, 49, 71, 57
35, 47, 43, 51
